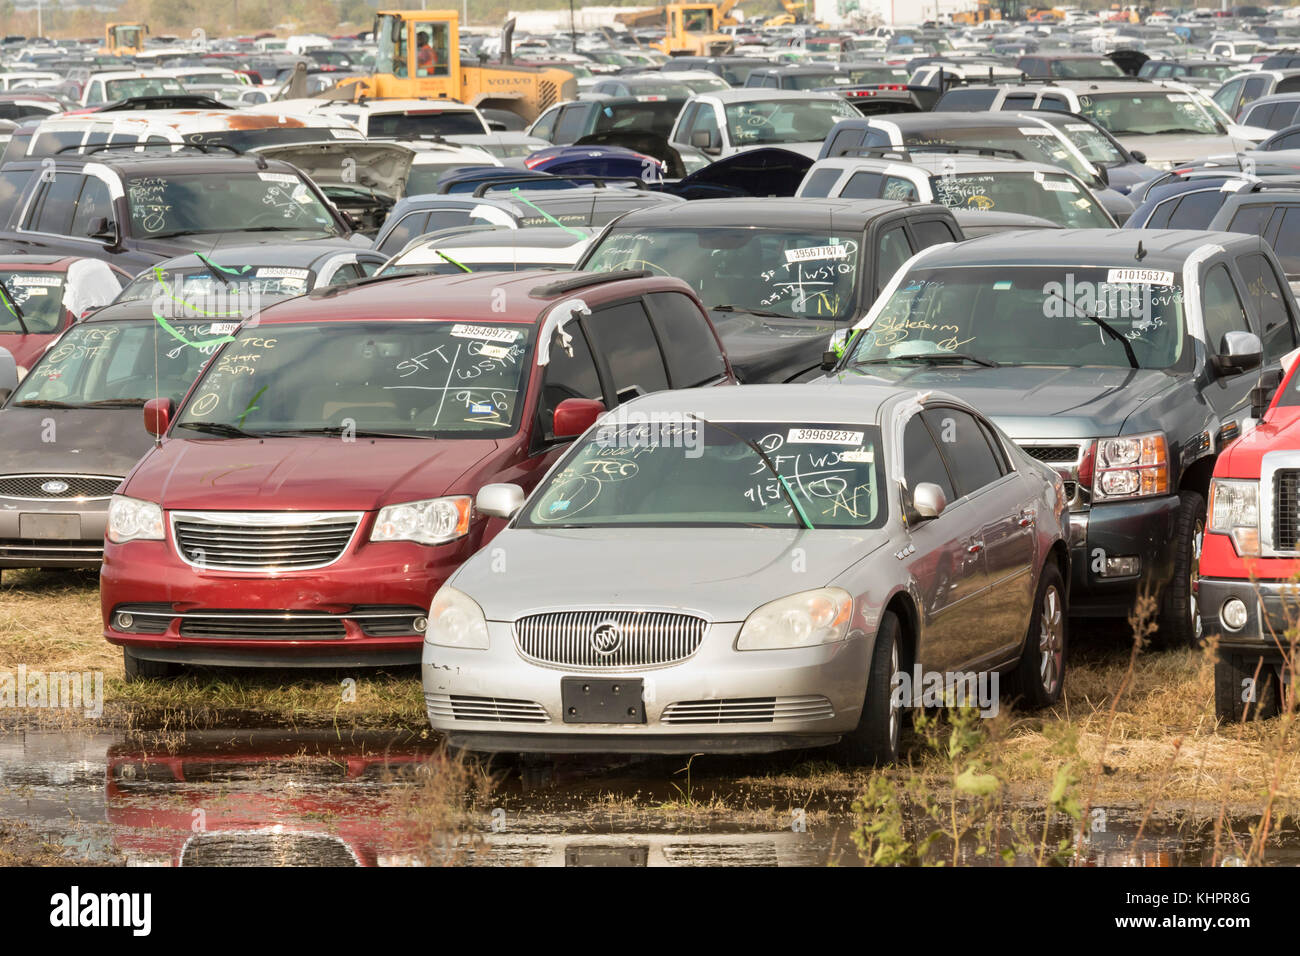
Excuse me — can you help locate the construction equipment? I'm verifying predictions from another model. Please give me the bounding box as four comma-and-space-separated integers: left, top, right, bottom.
617, 0, 743, 30
655, 4, 735, 56
953, 1, 1004, 25
331, 12, 576, 124
101, 23, 148, 56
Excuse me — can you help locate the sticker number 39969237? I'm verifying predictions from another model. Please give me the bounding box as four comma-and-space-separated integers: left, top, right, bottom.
787, 428, 865, 445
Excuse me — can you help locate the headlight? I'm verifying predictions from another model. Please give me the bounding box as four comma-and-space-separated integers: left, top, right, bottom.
426, 586, 489, 649
736, 587, 853, 651
1209, 478, 1259, 557
1148, 158, 1177, 172
106, 495, 164, 544
371, 496, 471, 545
1092, 432, 1169, 501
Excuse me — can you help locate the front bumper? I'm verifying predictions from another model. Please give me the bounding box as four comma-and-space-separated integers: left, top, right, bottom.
422, 623, 873, 755
101, 534, 478, 668
1066, 496, 1181, 617
1199, 576, 1300, 658
0, 499, 109, 568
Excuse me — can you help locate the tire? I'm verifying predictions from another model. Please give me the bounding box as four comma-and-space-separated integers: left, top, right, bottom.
1214, 652, 1280, 723
1155, 490, 1206, 649
835, 610, 904, 766
122, 647, 180, 682
1008, 562, 1067, 709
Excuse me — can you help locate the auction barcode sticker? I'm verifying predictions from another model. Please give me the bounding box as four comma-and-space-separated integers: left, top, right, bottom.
1041, 180, 1078, 192
258, 172, 299, 184
1106, 268, 1175, 286
788, 428, 864, 445
1020, 127, 1055, 135
785, 245, 849, 264
256, 267, 310, 279
450, 324, 519, 343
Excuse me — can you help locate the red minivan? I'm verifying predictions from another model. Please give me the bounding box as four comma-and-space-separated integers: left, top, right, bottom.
0, 255, 129, 374
101, 269, 734, 677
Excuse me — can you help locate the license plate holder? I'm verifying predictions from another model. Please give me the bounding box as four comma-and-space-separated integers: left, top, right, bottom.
561, 677, 645, 724
19, 513, 80, 540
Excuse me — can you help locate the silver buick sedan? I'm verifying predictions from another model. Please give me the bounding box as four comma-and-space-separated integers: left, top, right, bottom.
421, 383, 1070, 764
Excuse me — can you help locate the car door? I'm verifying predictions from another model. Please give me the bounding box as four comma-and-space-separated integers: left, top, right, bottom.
1200, 259, 1263, 432
1235, 249, 1298, 376
14, 171, 83, 256
581, 298, 671, 404
900, 411, 989, 674
925, 406, 1036, 664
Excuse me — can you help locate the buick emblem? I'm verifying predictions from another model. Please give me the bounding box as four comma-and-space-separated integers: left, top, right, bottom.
591, 621, 623, 656
40, 480, 69, 495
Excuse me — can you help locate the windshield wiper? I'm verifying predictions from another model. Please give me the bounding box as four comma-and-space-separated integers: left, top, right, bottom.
193, 252, 231, 287
711, 305, 791, 318
0, 283, 27, 334
686, 413, 814, 530
10, 399, 75, 408
175, 421, 259, 438
79, 398, 149, 407
261, 426, 427, 439
857, 352, 998, 368
1043, 289, 1140, 369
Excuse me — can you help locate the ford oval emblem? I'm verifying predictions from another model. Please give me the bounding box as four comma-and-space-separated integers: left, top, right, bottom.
40, 480, 69, 495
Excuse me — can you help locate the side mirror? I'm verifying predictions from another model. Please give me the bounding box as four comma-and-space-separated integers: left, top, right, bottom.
1216, 330, 1263, 376
690, 129, 720, 153
487, 119, 508, 132
1130, 149, 1147, 164
912, 481, 947, 519
821, 350, 839, 371
476, 482, 525, 519
143, 397, 173, 437
1251, 367, 1284, 419
1095, 164, 1110, 186
553, 397, 605, 438
0, 346, 16, 402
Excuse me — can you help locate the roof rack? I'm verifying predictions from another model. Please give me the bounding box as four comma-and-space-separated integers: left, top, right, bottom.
472, 174, 647, 198
838, 144, 1026, 161
53, 140, 245, 158
529, 269, 651, 297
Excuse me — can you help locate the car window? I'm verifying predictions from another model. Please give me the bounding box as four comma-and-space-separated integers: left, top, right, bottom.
1003, 92, 1038, 109
31, 172, 81, 235
539, 321, 602, 440
687, 103, 720, 140
1202, 262, 1252, 352
1237, 252, 1297, 360
1269, 205, 1300, 275
1266, 128, 1300, 150
923, 407, 1004, 496
644, 291, 726, 387
883, 175, 918, 201
378, 211, 430, 253
585, 299, 669, 402
800, 167, 842, 197
1214, 77, 1244, 115
841, 171, 883, 199
554, 105, 589, 144
1166, 189, 1225, 230
912, 218, 956, 247
675, 102, 699, 142
0, 167, 32, 226
531, 106, 559, 141
877, 226, 912, 285
902, 413, 956, 503
1227, 203, 1273, 238
69, 175, 113, 239
327, 263, 362, 286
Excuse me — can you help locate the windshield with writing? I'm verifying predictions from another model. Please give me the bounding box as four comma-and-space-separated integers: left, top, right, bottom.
519, 420, 886, 529
1077, 92, 1221, 136
849, 266, 1186, 369
368, 111, 486, 138
10, 320, 218, 406
126, 172, 341, 239
724, 98, 859, 146
930, 171, 1111, 226
117, 264, 313, 305
105, 77, 186, 99
0, 271, 66, 333
903, 126, 1095, 180
173, 321, 533, 437
584, 227, 859, 319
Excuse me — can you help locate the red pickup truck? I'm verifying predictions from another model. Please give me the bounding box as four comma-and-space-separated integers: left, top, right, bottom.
1200, 351, 1300, 722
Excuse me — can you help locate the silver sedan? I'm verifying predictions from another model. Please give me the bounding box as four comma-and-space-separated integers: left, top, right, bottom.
421, 382, 1070, 764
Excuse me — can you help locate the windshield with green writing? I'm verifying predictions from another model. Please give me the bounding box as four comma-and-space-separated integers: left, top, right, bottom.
583, 227, 859, 319
117, 265, 313, 305
848, 266, 1187, 369
9, 320, 218, 407
0, 271, 67, 333
519, 420, 887, 529
172, 321, 534, 437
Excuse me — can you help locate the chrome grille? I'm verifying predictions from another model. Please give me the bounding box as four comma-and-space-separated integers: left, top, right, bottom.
425, 693, 548, 723
170, 511, 361, 571
661, 696, 835, 725
1274, 469, 1300, 552
0, 540, 102, 562
0, 474, 122, 499
177, 611, 346, 641
514, 610, 707, 668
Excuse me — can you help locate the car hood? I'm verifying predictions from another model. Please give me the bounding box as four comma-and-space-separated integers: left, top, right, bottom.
250, 141, 416, 198
834, 363, 1179, 438
671, 146, 813, 199
125, 436, 499, 511
454, 526, 888, 622
710, 310, 837, 383
0, 406, 152, 478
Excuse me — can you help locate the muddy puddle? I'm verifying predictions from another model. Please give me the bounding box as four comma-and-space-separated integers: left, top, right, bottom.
0, 727, 1292, 866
